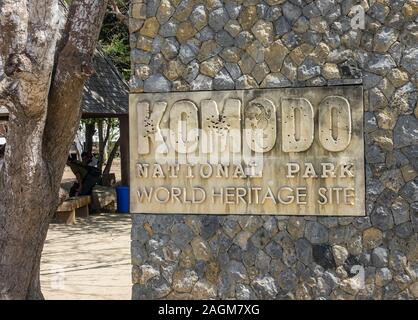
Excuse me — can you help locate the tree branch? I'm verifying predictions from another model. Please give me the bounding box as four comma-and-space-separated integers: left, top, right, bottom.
109, 0, 129, 27
103, 137, 120, 176
42, 0, 109, 187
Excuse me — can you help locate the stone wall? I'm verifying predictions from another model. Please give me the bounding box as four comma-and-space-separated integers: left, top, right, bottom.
129, 0, 418, 299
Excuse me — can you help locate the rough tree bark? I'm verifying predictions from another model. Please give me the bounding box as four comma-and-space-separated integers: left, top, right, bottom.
84, 122, 96, 154
103, 137, 120, 176
97, 118, 112, 172
0, 0, 108, 299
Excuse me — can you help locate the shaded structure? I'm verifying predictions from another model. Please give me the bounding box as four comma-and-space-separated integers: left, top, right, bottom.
0, 48, 130, 185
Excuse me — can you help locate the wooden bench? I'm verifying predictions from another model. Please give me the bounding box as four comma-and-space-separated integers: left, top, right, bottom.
55, 195, 91, 224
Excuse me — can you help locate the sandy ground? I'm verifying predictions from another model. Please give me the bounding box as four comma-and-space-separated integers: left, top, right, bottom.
40, 160, 132, 300
40, 214, 132, 300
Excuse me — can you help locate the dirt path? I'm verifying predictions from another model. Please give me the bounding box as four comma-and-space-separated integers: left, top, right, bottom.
40, 214, 131, 300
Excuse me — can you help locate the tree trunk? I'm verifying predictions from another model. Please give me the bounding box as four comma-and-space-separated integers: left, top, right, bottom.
0, 0, 108, 299
97, 119, 112, 172
84, 122, 95, 154
103, 137, 120, 176
97, 119, 104, 171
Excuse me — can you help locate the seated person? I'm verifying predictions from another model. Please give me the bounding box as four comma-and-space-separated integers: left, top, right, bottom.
66, 155, 101, 197
81, 151, 98, 168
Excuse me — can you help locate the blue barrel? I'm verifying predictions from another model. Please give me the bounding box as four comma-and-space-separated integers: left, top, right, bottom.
116, 186, 130, 213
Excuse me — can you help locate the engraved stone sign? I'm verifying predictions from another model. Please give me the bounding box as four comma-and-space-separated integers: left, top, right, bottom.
129, 86, 364, 216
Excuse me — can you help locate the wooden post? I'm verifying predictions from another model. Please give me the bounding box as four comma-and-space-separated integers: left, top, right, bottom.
119, 115, 130, 186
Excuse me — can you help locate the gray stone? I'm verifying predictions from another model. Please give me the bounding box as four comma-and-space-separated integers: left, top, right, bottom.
190, 74, 213, 90
395, 222, 413, 239
332, 245, 349, 266
159, 19, 178, 37
401, 47, 418, 74
364, 112, 378, 133
256, 3, 268, 19
179, 44, 197, 64
148, 276, 172, 299
391, 198, 410, 225
156, 0, 174, 24
295, 238, 313, 265
274, 16, 291, 37
305, 222, 329, 244
235, 75, 258, 89
222, 217, 241, 239
383, 282, 401, 299
192, 280, 217, 299
287, 217, 306, 239
250, 228, 270, 249
144, 74, 171, 92
234, 230, 253, 250
172, 269, 198, 293
224, 62, 242, 80
303, 2, 321, 18
183, 60, 199, 83
302, 30, 322, 46
196, 26, 215, 41
190, 5, 207, 31
161, 37, 179, 59
353, 217, 372, 231
208, 7, 229, 32
278, 268, 297, 292
380, 169, 405, 192
171, 223, 194, 247
236, 284, 255, 300
260, 73, 291, 88
146, 0, 160, 17
263, 217, 279, 236
363, 72, 383, 90
225, 0, 242, 19
371, 205, 394, 231
400, 180, 418, 204
281, 31, 300, 49
316, 0, 335, 15
375, 267, 392, 287
251, 275, 279, 299
191, 237, 211, 261
366, 54, 396, 76
329, 225, 357, 245
372, 247, 388, 267
216, 30, 234, 47
265, 5, 282, 22
298, 59, 321, 81
235, 31, 254, 49
265, 240, 283, 259
238, 216, 264, 232
402, 146, 418, 171
373, 27, 399, 53
132, 49, 151, 64
368, 3, 388, 23
366, 145, 385, 163
217, 271, 235, 298
255, 250, 271, 273
227, 260, 247, 282
201, 216, 220, 239
282, 2, 301, 23
394, 116, 418, 149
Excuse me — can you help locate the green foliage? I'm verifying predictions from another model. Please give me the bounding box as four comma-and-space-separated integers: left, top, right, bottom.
99, 1, 130, 80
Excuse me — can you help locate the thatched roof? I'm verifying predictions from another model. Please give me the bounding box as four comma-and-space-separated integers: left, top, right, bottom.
0, 48, 129, 120
82, 48, 129, 117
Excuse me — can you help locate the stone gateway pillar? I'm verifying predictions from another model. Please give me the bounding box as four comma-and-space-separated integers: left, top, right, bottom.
129, 0, 418, 300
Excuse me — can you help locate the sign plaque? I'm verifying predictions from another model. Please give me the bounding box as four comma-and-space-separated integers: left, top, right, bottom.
129, 86, 364, 216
